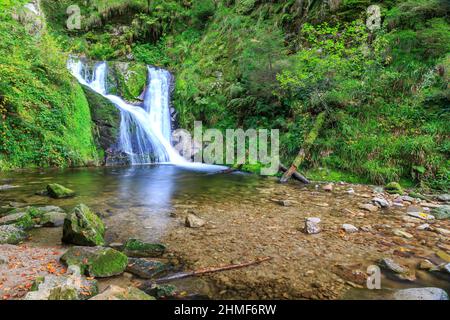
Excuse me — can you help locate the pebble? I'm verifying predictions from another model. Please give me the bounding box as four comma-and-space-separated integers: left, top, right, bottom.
304, 217, 321, 234
342, 224, 358, 233
372, 197, 390, 208
393, 229, 414, 239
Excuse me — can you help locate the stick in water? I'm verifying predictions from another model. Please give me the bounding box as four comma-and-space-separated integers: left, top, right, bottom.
155, 257, 272, 284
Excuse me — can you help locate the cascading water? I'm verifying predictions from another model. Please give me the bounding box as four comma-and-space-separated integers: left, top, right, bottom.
67, 59, 185, 165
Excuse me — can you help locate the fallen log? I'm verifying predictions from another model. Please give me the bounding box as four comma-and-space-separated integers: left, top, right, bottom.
155, 257, 272, 284
280, 111, 326, 183
279, 164, 310, 184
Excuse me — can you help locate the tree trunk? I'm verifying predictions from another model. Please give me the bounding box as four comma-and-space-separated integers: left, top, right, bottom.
280, 111, 326, 183
279, 164, 310, 184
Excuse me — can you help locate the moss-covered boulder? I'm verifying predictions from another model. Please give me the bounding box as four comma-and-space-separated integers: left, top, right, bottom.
90, 285, 154, 300
431, 205, 450, 220
385, 182, 404, 195
24, 269, 98, 300
0, 225, 27, 244
46, 183, 76, 199
61, 246, 128, 278
62, 204, 105, 246
107, 62, 148, 102
123, 239, 166, 258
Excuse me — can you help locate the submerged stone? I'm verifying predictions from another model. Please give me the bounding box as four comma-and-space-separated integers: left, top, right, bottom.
394, 287, 449, 300
90, 285, 154, 300
431, 205, 450, 220
140, 283, 177, 299
123, 239, 166, 258
46, 183, 76, 199
61, 246, 128, 278
126, 258, 168, 279
62, 204, 105, 246
0, 225, 26, 244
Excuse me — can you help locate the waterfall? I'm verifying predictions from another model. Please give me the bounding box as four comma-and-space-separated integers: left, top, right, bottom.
67, 59, 185, 165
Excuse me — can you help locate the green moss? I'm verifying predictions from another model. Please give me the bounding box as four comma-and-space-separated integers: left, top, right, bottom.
385, 182, 405, 195
47, 183, 76, 199
123, 239, 166, 258
62, 204, 105, 246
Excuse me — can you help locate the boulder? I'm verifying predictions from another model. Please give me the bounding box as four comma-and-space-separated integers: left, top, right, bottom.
24, 266, 98, 300
304, 217, 321, 234
62, 204, 105, 246
0, 225, 26, 244
61, 246, 128, 278
393, 288, 449, 300
126, 258, 168, 279
385, 182, 404, 195
46, 184, 76, 199
431, 205, 450, 220
123, 239, 166, 258
437, 194, 450, 202
90, 285, 154, 300
185, 214, 206, 228
0, 211, 27, 225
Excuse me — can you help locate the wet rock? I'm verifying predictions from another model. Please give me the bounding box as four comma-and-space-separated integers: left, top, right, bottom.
392, 229, 414, 239
0, 254, 8, 264
61, 246, 128, 278
185, 214, 206, 228
0, 225, 26, 244
62, 204, 105, 246
123, 239, 166, 258
342, 224, 358, 233
0, 211, 27, 225
90, 285, 154, 300
139, 283, 177, 299
46, 183, 76, 199
385, 182, 404, 195
437, 194, 450, 202
393, 288, 448, 300
39, 210, 66, 227
431, 205, 450, 220
441, 263, 450, 274
126, 258, 168, 279
418, 260, 435, 271
24, 266, 98, 300
379, 258, 407, 274
393, 202, 404, 207
304, 217, 321, 234
407, 210, 435, 221
372, 197, 390, 208
417, 223, 432, 231
358, 203, 378, 212
400, 196, 415, 203
322, 184, 333, 192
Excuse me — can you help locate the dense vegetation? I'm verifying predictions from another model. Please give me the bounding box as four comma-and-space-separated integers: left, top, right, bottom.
1, 0, 449, 190
0, 0, 100, 169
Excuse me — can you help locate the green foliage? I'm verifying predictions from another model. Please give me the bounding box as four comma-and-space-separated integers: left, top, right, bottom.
0, 5, 99, 170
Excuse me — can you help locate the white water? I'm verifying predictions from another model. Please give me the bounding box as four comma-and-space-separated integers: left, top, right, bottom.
68, 59, 185, 165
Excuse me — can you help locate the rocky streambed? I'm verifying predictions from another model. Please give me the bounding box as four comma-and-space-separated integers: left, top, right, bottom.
0, 166, 449, 300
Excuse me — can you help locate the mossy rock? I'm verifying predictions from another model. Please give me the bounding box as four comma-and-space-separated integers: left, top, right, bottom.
431, 205, 450, 220
90, 285, 155, 300
142, 284, 177, 299
61, 246, 128, 278
123, 239, 166, 258
385, 182, 404, 195
0, 225, 27, 244
46, 184, 76, 199
107, 62, 147, 101
62, 204, 105, 246
126, 258, 169, 279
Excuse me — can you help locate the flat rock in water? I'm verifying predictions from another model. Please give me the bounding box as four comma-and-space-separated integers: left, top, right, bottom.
0, 211, 27, 225
394, 288, 449, 300
123, 239, 166, 258
379, 258, 407, 274
126, 258, 168, 279
342, 224, 358, 233
90, 285, 154, 300
185, 214, 206, 228
358, 203, 378, 212
392, 229, 414, 239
